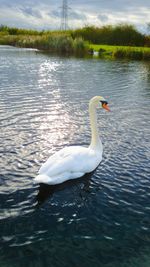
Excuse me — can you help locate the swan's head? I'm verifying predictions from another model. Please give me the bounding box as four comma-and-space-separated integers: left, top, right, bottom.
90, 96, 110, 111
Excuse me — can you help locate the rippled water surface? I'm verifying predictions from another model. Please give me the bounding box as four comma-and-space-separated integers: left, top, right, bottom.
0, 45, 150, 267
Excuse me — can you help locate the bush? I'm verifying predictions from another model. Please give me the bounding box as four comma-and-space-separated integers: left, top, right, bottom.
72, 24, 145, 46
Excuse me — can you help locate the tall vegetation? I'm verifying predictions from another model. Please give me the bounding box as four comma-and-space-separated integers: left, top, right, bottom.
0, 24, 150, 59
0, 24, 149, 47
113, 49, 150, 60
72, 24, 146, 46
0, 25, 42, 36
0, 30, 89, 57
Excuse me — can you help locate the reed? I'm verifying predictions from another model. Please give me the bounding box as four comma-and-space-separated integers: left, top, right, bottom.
114, 48, 150, 60
73, 37, 89, 56
113, 49, 127, 58
0, 34, 19, 45
1, 33, 89, 57
142, 50, 150, 60
53, 35, 74, 54
35, 34, 74, 54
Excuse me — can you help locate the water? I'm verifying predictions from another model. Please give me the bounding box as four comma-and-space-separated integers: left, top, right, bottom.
0, 45, 150, 267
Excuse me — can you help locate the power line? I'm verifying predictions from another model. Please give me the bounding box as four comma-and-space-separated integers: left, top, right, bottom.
60, 0, 69, 30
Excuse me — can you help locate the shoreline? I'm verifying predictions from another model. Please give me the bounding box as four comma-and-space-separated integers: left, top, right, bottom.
0, 35, 150, 61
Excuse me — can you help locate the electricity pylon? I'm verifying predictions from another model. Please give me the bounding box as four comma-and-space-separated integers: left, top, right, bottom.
60, 0, 69, 30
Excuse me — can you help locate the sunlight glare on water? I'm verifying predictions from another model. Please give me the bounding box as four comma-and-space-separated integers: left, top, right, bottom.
0, 46, 150, 267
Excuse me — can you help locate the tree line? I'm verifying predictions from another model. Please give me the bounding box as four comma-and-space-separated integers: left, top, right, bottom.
0, 24, 150, 47
71, 25, 149, 47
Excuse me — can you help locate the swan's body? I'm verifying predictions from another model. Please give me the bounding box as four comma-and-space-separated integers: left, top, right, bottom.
34, 96, 110, 185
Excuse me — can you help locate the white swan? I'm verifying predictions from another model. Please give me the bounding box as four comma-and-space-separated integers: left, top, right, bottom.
34, 96, 110, 185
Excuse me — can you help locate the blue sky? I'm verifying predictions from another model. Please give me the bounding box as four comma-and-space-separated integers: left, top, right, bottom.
0, 0, 150, 32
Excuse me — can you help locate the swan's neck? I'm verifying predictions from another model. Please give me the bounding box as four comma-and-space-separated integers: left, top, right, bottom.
89, 102, 102, 150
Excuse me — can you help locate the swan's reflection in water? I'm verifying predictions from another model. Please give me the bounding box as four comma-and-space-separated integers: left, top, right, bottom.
36, 171, 95, 206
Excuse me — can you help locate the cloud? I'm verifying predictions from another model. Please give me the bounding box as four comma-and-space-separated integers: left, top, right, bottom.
0, 0, 149, 31
50, 10, 61, 19
97, 14, 109, 23
70, 10, 87, 21
20, 7, 42, 19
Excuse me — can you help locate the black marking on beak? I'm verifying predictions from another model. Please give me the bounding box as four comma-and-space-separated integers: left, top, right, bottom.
100, 100, 108, 105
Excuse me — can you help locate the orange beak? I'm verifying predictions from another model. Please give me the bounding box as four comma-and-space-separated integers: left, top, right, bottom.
102, 103, 110, 112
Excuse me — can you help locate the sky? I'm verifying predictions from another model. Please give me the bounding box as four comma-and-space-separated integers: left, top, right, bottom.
0, 0, 150, 32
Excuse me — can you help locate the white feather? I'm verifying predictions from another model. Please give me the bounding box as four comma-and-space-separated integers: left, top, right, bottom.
34, 96, 109, 185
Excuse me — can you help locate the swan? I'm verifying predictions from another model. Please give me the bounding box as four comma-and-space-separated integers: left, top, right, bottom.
34, 96, 110, 185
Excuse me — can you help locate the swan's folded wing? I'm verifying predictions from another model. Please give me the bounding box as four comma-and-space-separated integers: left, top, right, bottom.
38, 148, 66, 174
38, 146, 99, 177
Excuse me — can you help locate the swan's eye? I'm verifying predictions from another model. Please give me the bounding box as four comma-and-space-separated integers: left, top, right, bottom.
100, 100, 110, 111
100, 100, 108, 106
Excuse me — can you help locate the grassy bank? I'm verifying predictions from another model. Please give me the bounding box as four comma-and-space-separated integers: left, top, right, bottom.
90, 44, 150, 60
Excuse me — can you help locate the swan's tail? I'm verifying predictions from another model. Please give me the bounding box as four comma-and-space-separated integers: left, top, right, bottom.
34, 174, 50, 184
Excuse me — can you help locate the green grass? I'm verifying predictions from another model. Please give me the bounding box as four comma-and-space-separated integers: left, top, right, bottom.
89, 44, 150, 60
90, 44, 150, 52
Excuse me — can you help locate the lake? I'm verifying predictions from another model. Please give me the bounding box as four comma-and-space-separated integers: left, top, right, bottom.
0, 45, 150, 267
